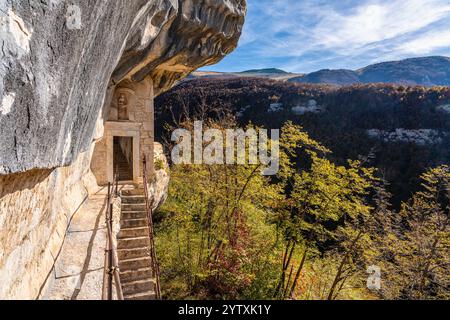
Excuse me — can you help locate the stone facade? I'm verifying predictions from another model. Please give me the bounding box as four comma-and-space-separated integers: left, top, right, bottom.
91, 76, 155, 185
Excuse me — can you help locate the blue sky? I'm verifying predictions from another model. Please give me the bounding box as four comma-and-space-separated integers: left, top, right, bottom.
201, 0, 450, 73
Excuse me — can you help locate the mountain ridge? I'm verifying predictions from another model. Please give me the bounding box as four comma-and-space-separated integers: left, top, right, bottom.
290, 56, 450, 86
190, 68, 302, 80
193, 56, 450, 86
241, 68, 289, 74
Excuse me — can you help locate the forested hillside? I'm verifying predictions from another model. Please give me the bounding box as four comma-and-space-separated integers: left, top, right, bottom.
153, 78, 449, 300
155, 78, 450, 206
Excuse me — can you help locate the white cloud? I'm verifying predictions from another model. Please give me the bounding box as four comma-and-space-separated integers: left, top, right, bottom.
206, 0, 450, 72
397, 30, 450, 54
311, 0, 450, 52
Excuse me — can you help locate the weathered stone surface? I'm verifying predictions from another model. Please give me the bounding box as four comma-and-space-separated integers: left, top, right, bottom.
91, 77, 155, 186
149, 142, 169, 210
0, 0, 245, 300
0, 146, 98, 299
0, 0, 246, 175
40, 190, 109, 300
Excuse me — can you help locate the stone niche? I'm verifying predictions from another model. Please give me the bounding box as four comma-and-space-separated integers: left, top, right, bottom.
109, 88, 136, 121
91, 76, 155, 185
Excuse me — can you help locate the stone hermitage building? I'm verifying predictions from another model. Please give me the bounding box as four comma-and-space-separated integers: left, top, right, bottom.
91, 77, 156, 185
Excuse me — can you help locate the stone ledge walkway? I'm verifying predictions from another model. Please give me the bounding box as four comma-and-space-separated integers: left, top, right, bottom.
41, 187, 108, 300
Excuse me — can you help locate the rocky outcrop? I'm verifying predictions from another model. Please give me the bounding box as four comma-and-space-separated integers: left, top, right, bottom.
0, 146, 99, 299
0, 0, 246, 175
0, 0, 246, 299
149, 142, 170, 210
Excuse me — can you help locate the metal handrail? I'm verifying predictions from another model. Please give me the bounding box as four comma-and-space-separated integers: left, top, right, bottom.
102, 173, 124, 300
142, 156, 162, 299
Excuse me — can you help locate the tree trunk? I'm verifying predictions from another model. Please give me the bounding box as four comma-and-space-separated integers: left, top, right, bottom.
327, 231, 362, 300
288, 247, 308, 299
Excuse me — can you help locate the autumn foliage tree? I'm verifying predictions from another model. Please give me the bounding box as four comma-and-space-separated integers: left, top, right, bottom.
154, 119, 449, 300
378, 166, 449, 300
273, 122, 377, 299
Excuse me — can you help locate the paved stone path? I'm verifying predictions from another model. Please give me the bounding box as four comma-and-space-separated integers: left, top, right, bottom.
41, 187, 108, 300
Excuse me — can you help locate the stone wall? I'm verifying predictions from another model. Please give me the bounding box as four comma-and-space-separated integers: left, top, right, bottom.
119, 138, 133, 165
0, 147, 98, 299
90, 141, 108, 187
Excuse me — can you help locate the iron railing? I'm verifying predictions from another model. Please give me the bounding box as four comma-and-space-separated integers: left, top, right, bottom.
142, 156, 162, 299
102, 173, 124, 300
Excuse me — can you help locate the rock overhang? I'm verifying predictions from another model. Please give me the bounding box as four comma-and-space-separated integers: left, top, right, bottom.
0, 0, 246, 174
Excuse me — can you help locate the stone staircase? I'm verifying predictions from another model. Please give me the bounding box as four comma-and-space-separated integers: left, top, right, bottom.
117, 188, 156, 300
114, 142, 133, 181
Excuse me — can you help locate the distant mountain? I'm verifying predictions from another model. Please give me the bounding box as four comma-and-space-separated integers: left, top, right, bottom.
241, 68, 288, 74
189, 68, 302, 80
357, 56, 450, 85
289, 56, 450, 86
292, 69, 360, 86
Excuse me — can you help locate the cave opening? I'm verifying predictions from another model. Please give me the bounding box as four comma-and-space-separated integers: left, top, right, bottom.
113, 136, 134, 182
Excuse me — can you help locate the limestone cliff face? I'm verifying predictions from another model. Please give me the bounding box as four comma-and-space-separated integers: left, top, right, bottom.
0, 0, 245, 299
0, 0, 246, 174
150, 142, 170, 210
0, 155, 100, 300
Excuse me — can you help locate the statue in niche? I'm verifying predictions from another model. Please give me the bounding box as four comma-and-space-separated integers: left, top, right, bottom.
117, 93, 129, 120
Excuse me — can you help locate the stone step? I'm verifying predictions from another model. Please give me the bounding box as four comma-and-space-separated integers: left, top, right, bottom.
124, 291, 156, 300
117, 172, 132, 176
122, 203, 147, 211
122, 279, 156, 295
121, 211, 147, 220
122, 189, 145, 196
121, 218, 148, 229
115, 166, 130, 169
121, 196, 146, 204
120, 267, 153, 283
119, 256, 151, 270
117, 171, 132, 175
119, 226, 149, 238
117, 236, 149, 249
117, 246, 149, 260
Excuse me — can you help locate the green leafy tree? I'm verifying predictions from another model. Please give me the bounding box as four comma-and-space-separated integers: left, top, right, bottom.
273, 122, 377, 299
156, 120, 282, 299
